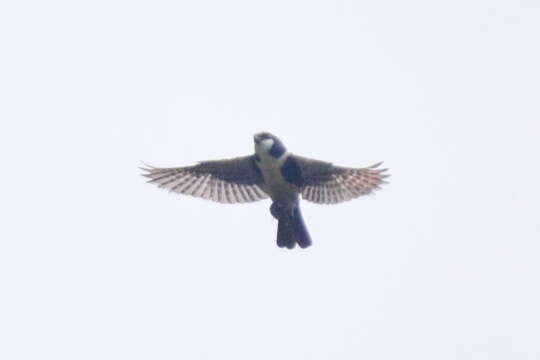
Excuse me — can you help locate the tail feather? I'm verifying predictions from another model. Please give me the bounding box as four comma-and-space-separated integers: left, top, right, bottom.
276, 205, 312, 249
293, 206, 312, 248
277, 220, 296, 249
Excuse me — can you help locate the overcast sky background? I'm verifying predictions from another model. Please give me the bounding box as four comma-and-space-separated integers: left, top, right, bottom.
1, 1, 539, 359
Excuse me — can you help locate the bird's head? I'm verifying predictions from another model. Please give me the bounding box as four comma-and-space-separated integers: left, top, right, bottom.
254, 132, 287, 159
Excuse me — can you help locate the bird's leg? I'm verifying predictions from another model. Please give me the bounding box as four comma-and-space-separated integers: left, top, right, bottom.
270, 202, 296, 223
270, 202, 285, 220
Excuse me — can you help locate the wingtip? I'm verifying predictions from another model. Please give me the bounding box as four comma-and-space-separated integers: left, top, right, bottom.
139, 161, 158, 176
367, 162, 390, 179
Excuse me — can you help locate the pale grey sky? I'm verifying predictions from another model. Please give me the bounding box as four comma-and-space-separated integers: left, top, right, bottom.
1, 1, 539, 359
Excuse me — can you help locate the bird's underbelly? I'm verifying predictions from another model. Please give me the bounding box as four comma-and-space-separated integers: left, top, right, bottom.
260, 165, 299, 203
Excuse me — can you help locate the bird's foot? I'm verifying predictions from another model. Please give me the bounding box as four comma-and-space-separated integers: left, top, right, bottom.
270, 202, 285, 220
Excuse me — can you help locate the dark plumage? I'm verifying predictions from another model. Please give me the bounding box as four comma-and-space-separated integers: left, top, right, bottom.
142, 132, 389, 249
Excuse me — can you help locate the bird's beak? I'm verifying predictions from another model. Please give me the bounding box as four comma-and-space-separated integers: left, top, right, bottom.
253, 134, 261, 144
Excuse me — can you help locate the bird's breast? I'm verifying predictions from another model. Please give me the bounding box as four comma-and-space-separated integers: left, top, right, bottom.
256, 153, 299, 203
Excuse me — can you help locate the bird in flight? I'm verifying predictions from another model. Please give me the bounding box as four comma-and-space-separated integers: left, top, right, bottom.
142, 132, 389, 249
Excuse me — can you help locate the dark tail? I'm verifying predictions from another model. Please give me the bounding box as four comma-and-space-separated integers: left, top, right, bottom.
276, 205, 312, 249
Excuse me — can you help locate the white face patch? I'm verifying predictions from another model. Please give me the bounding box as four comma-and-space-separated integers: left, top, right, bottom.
255, 137, 276, 162
261, 138, 274, 150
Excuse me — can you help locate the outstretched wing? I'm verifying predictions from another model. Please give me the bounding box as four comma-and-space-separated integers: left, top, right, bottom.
141, 155, 268, 204
292, 155, 389, 204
